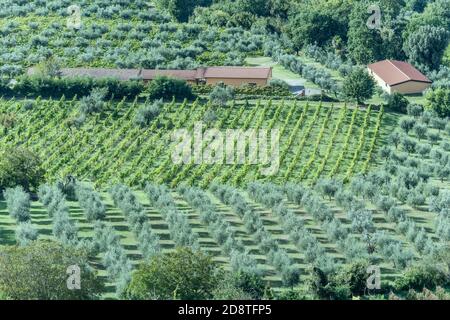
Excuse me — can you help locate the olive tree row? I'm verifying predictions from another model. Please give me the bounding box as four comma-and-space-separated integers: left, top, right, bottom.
3, 186, 38, 246
178, 185, 260, 275
110, 185, 160, 260
210, 183, 299, 287
145, 183, 198, 248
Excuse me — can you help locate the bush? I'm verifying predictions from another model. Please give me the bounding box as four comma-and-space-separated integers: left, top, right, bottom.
209, 84, 235, 107
395, 263, 449, 291
79, 87, 108, 116
0, 76, 144, 100
0, 240, 104, 300
135, 99, 163, 127
3, 186, 31, 222
0, 147, 44, 192
15, 222, 38, 246
125, 247, 218, 300
146, 76, 195, 101
387, 92, 409, 113
426, 87, 450, 117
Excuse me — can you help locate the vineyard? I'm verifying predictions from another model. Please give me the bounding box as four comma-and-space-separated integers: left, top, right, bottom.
1, 98, 449, 298
0, 98, 387, 188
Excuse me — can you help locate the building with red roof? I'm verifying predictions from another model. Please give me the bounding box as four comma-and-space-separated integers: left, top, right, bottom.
367, 60, 432, 94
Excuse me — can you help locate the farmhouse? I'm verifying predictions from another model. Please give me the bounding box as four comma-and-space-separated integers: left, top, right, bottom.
367, 60, 432, 94
27, 66, 273, 87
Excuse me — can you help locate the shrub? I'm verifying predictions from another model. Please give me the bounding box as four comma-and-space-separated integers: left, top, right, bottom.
395, 263, 449, 291
146, 76, 195, 101
3, 186, 31, 222
79, 87, 108, 116
0, 240, 103, 300
387, 92, 409, 113
125, 247, 218, 300
15, 222, 38, 246
0, 148, 44, 192
75, 184, 106, 221
135, 99, 163, 127
209, 84, 235, 107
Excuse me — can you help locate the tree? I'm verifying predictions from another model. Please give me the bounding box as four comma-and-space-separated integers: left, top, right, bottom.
3, 186, 31, 222
413, 123, 427, 140
343, 68, 375, 105
387, 92, 409, 113
0, 147, 44, 192
135, 99, 163, 127
209, 84, 235, 107
146, 76, 195, 101
426, 88, 450, 117
399, 116, 415, 133
125, 247, 218, 300
347, 0, 383, 64
395, 262, 449, 291
157, 0, 212, 22
0, 241, 103, 300
79, 87, 108, 116
403, 25, 449, 72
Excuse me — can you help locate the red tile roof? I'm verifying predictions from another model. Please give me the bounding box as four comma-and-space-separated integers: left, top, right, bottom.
27, 66, 273, 81
367, 60, 432, 86
203, 67, 272, 79
60, 68, 141, 81
140, 69, 198, 81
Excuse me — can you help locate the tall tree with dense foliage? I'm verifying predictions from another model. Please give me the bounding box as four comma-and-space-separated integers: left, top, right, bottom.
157, 0, 212, 22
426, 87, 450, 117
125, 247, 218, 300
0, 147, 44, 192
403, 25, 450, 72
0, 241, 103, 300
343, 68, 375, 105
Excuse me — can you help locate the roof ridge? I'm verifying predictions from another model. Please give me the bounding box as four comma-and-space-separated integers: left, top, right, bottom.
386, 60, 411, 81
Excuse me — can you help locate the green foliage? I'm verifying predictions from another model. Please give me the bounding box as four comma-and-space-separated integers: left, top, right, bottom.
395, 263, 449, 291
146, 76, 195, 101
126, 247, 218, 300
3, 186, 31, 222
0, 147, 44, 192
426, 87, 450, 117
135, 99, 163, 127
0, 240, 103, 300
209, 84, 235, 107
404, 26, 449, 72
157, 0, 212, 22
387, 92, 409, 114
343, 68, 375, 104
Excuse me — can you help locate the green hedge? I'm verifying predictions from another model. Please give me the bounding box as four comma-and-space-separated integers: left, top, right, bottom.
0, 76, 145, 100
192, 84, 291, 96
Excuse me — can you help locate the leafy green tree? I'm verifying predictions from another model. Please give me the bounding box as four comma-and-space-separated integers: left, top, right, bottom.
395, 262, 449, 291
125, 247, 218, 300
209, 84, 235, 107
157, 0, 212, 22
0, 240, 103, 300
403, 25, 449, 72
79, 87, 108, 116
135, 99, 163, 127
343, 68, 375, 104
0, 147, 44, 192
146, 76, 195, 101
426, 88, 450, 117
347, 0, 383, 64
387, 92, 409, 113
